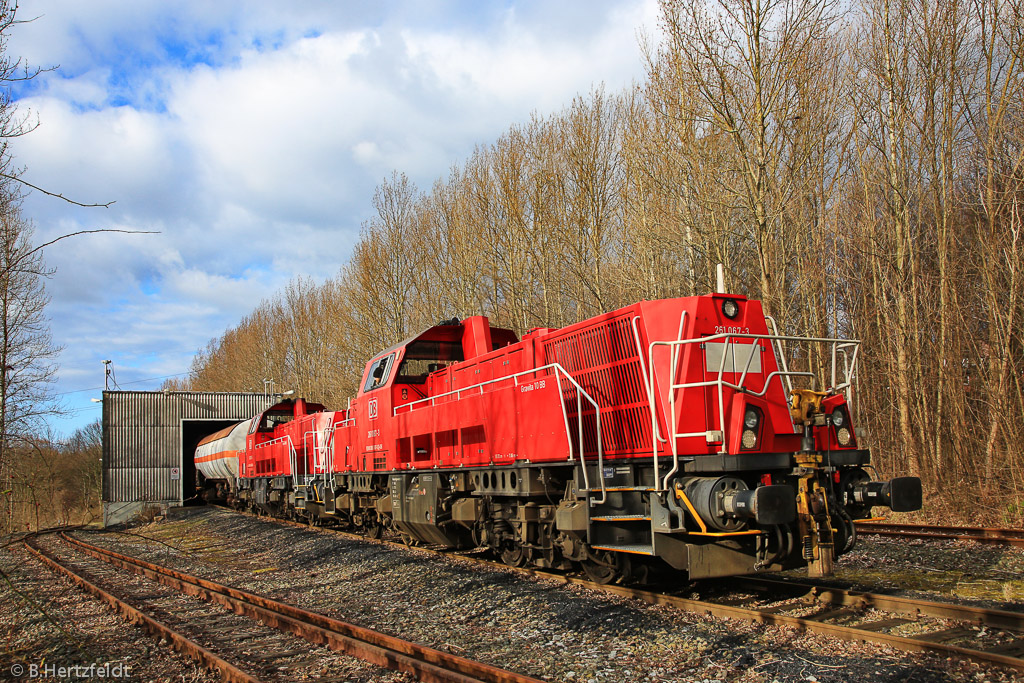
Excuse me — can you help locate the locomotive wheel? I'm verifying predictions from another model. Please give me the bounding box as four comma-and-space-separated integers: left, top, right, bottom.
500, 544, 530, 568
365, 523, 383, 539
581, 550, 629, 585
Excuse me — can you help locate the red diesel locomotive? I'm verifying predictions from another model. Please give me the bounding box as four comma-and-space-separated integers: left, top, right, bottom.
195, 292, 921, 583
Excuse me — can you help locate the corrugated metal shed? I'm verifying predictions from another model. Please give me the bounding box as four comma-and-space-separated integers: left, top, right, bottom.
102, 390, 276, 524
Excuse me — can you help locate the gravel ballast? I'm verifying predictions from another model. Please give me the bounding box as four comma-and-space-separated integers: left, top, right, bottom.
0, 540, 218, 682
3, 507, 1022, 683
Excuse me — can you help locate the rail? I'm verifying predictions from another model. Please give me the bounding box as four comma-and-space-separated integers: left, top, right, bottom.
647, 326, 860, 490
338, 397, 355, 427
47, 533, 550, 683
394, 362, 607, 505
235, 508, 1024, 672
648, 310, 689, 490
631, 315, 666, 445
320, 403, 356, 491
855, 521, 1024, 548
289, 406, 355, 509
24, 538, 261, 683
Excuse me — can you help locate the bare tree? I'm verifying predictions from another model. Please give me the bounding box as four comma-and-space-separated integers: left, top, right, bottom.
347, 172, 421, 350
655, 0, 843, 323
418, 167, 489, 322
0, 207, 61, 534
553, 88, 625, 318
965, 0, 1024, 489
56, 421, 102, 525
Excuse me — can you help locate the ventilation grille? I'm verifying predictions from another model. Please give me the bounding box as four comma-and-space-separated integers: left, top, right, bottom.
540, 313, 652, 456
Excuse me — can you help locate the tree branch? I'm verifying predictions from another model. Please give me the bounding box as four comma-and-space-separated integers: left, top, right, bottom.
24, 229, 159, 261
1, 174, 115, 208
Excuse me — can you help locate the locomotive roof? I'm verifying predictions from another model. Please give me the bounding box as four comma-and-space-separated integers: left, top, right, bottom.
369, 316, 516, 361
255, 397, 326, 417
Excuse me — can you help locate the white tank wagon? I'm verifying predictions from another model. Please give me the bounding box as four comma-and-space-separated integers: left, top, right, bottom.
194, 420, 248, 486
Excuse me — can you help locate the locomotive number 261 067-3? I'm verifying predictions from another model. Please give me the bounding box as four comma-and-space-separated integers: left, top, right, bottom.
713, 325, 750, 335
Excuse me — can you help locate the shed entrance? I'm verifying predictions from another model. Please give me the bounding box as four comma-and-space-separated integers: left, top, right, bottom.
181, 419, 238, 504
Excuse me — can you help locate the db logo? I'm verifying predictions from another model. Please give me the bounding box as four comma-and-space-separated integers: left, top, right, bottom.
368, 397, 378, 421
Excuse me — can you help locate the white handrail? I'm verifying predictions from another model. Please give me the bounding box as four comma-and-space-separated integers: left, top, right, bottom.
393, 362, 606, 505
338, 398, 355, 427
321, 423, 334, 507
304, 430, 320, 474
252, 434, 298, 488
299, 423, 337, 506
304, 427, 334, 476
323, 411, 354, 499
648, 328, 862, 489
631, 315, 666, 445
657, 310, 690, 492
765, 316, 795, 393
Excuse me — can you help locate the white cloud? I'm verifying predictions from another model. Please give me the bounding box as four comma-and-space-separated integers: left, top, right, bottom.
352, 141, 380, 165
167, 30, 386, 222
7, 0, 659, 436
16, 96, 195, 230
402, 0, 658, 112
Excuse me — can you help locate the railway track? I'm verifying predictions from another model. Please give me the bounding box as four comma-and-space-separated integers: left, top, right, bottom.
24, 532, 549, 683
231, 509, 1024, 672
520, 560, 1024, 671
855, 521, 1024, 547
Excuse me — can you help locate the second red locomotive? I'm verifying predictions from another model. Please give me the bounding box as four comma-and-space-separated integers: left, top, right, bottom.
195, 292, 921, 583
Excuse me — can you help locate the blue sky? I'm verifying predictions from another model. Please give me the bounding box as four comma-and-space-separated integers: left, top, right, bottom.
7, 0, 658, 438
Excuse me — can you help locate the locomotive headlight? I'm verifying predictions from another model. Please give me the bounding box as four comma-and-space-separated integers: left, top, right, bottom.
837, 427, 852, 446
740, 405, 762, 450
722, 299, 740, 319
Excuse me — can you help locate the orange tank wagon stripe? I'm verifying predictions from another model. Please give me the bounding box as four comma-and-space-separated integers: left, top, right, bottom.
195, 451, 239, 464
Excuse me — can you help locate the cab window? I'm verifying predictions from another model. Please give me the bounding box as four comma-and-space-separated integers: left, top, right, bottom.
260, 411, 293, 431
396, 340, 465, 384
363, 353, 395, 392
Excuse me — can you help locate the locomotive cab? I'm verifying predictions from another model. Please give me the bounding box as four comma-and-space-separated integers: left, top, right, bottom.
247, 398, 324, 441
358, 316, 519, 413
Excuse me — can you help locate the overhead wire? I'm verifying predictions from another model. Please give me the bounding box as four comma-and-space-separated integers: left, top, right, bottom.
55, 372, 189, 397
